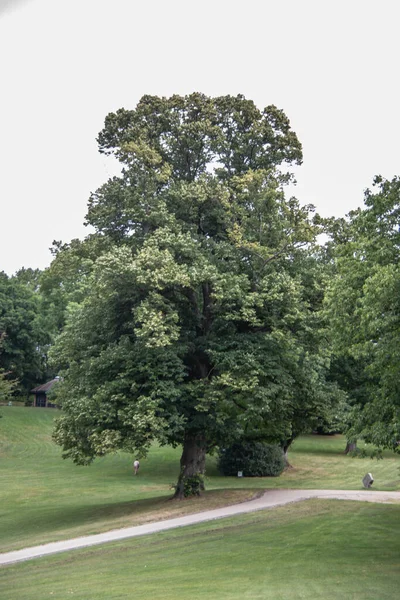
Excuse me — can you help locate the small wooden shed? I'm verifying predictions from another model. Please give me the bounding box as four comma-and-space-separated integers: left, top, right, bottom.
31, 377, 60, 408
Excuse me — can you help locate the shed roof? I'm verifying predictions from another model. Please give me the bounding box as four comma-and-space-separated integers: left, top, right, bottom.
31, 378, 60, 393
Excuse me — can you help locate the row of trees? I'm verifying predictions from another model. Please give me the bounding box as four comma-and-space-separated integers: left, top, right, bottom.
0, 269, 52, 400
2, 94, 398, 496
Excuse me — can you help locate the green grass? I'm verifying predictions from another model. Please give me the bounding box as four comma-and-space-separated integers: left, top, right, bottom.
1, 406, 399, 553
1, 500, 399, 599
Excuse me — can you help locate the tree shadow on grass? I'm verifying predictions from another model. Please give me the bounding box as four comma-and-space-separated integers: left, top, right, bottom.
291, 435, 350, 456
0, 495, 171, 552
2, 489, 257, 553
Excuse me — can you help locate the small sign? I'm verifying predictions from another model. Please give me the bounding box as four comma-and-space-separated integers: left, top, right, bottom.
237, 471, 243, 477
362, 473, 374, 488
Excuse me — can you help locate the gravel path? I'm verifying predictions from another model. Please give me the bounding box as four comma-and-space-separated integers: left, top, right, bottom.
1, 489, 399, 566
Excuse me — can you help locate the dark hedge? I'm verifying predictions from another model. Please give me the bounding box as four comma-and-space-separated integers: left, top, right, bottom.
218, 441, 285, 477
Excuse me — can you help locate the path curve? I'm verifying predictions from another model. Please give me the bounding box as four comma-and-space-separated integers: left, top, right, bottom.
1, 489, 399, 566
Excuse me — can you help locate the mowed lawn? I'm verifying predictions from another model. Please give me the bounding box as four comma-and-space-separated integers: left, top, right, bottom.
1, 406, 400, 552
1, 500, 399, 600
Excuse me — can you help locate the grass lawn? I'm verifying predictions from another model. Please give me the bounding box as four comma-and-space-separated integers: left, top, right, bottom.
1, 406, 399, 552
1, 500, 399, 599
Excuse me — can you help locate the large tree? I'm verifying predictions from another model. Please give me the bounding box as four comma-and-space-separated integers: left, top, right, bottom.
52, 94, 335, 497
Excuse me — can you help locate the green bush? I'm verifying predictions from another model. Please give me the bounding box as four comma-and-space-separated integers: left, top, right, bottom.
218, 441, 285, 477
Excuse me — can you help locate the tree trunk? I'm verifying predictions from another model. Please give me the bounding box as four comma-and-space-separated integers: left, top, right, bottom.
344, 440, 357, 454
174, 434, 206, 499
282, 437, 295, 469
282, 442, 293, 469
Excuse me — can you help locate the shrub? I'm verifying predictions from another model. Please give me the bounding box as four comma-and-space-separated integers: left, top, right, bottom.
218, 441, 285, 477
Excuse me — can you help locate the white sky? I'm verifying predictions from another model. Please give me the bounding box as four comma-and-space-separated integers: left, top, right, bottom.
1, 0, 399, 275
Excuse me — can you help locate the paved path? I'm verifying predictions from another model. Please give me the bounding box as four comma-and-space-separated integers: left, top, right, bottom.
1, 489, 399, 566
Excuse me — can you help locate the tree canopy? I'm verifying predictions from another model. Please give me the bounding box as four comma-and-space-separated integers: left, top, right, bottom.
325, 176, 400, 451
50, 94, 340, 496
0, 271, 51, 396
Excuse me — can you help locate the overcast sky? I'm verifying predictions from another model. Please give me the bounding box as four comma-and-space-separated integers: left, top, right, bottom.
1, 0, 399, 275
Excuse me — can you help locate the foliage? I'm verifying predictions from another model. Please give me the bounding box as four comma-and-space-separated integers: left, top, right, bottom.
314, 394, 348, 435
50, 94, 337, 494
14, 267, 42, 291
325, 176, 400, 450
0, 272, 51, 394
181, 473, 205, 497
39, 236, 111, 332
0, 369, 16, 403
218, 441, 285, 477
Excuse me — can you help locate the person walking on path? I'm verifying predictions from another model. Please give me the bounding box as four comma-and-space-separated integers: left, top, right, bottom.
133, 459, 140, 475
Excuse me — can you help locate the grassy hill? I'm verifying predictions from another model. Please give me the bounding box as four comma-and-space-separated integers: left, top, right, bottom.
1, 500, 400, 600
1, 406, 399, 553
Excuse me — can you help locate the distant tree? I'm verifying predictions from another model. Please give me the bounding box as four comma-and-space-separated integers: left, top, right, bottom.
0, 272, 49, 395
51, 94, 337, 497
325, 176, 400, 451
0, 367, 16, 404
14, 267, 42, 291
39, 236, 111, 332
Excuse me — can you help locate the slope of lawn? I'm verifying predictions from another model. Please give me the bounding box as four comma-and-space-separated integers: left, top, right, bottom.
1, 500, 399, 599
0, 406, 399, 552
